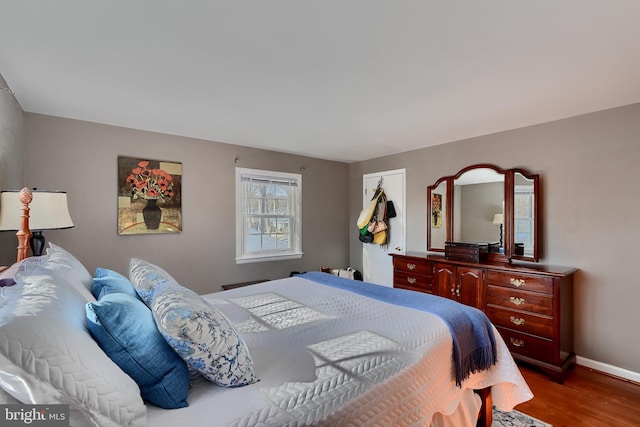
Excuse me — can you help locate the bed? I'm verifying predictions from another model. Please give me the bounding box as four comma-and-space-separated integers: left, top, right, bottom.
0, 188, 532, 426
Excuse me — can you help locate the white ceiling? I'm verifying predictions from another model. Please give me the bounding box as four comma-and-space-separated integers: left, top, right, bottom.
1, 1, 639, 163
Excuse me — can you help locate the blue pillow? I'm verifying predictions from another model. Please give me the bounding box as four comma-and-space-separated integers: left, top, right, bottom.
92, 267, 139, 300
86, 293, 190, 409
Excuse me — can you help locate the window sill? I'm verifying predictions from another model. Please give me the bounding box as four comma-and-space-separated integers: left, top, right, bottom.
235, 252, 303, 264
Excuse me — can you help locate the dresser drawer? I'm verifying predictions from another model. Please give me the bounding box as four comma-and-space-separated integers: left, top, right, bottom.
394, 271, 434, 293
486, 270, 553, 294
393, 258, 433, 276
495, 327, 555, 364
486, 306, 553, 339
486, 285, 553, 316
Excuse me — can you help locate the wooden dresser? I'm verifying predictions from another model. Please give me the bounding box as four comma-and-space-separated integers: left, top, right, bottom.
391, 252, 577, 383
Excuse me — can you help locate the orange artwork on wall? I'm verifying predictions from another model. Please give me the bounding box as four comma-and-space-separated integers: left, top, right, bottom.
117, 156, 182, 235
431, 193, 442, 228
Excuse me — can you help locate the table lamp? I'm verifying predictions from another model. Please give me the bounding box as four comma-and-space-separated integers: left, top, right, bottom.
0, 189, 74, 257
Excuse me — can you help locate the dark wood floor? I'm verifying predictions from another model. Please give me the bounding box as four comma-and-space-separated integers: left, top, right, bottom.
514, 364, 640, 427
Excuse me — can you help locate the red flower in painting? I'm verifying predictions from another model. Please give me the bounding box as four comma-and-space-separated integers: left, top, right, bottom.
432, 195, 441, 211
127, 160, 175, 200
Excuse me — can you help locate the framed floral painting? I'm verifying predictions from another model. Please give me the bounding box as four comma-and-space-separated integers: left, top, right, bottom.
431, 193, 442, 228
117, 156, 182, 235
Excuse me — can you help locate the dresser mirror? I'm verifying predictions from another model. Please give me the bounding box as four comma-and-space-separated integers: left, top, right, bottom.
427, 164, 539, 262
507, 169, 539, 261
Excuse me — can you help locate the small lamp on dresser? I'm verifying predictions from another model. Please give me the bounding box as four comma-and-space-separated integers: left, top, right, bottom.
0, 188, 74, 256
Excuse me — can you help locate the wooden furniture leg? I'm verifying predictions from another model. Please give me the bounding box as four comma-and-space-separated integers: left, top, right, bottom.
476, 387, 492, 427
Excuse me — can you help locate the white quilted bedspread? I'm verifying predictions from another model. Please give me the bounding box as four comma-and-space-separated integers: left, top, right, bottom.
146, 277, 532, 427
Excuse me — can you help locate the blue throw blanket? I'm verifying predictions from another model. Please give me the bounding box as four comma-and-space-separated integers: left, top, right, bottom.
299, 272, 497, 386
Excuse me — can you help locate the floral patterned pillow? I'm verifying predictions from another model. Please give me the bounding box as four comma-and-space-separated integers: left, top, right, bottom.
129, 258, 258, 387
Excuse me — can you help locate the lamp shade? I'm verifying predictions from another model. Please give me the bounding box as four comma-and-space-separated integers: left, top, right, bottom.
492, 213, 504, 225
0, 190, 74, 231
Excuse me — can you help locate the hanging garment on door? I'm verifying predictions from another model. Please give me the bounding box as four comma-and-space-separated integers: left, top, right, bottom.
356, 188, 383, 230
371, 191, 389, 245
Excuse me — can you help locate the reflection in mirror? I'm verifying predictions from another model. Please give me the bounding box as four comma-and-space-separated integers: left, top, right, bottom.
453, 168, 504, 248
429, 180, 447, 250
514, 173, 535, 257
427, 164, 539, 262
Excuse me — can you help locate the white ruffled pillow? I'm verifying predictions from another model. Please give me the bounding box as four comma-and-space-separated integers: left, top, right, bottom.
45, 242, 94, 299
129, 258, 258, 387
0, 248, 147, 427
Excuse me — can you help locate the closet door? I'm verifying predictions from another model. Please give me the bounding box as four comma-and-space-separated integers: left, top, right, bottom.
362, 169, 406, 286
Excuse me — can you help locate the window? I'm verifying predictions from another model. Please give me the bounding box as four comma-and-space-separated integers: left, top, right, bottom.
235, 168, 302, 263
514, 185, 534, 255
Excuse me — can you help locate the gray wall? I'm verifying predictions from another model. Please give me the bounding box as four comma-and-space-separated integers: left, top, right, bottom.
349, 103, 640, 374
0, 73, 25, 262
23, 114, 350, 294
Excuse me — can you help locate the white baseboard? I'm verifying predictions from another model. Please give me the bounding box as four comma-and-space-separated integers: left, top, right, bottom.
576, 356, 640, 384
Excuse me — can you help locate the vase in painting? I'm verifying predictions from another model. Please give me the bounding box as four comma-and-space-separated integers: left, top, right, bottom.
142, 198, 162, 229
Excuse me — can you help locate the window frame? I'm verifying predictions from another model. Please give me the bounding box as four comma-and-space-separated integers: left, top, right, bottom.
235, 167, 302, 264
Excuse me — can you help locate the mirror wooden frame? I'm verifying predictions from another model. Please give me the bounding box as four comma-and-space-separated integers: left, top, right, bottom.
427, 164, 539, 262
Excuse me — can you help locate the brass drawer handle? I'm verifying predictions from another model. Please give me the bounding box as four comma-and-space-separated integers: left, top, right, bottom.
510, 316, 525, 326
407, 277, 417, 284
510, 278, 525, 288
510, 338, 525, 347
510, 297, 525, 306
451, 284, 460, 297
406, 263, 416, 270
